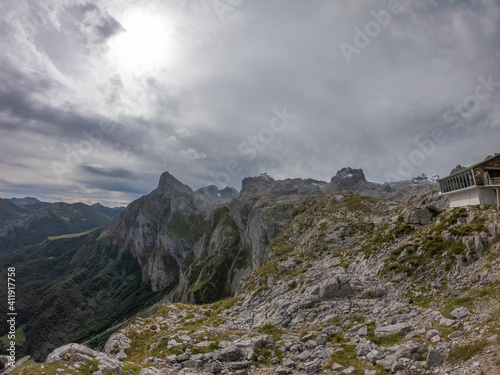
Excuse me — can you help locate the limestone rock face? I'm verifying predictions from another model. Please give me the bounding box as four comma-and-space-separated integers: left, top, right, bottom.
450, 307, 471, 319
375, 323, 412, 338
46, 343, 97, 363
405, 207, 433, 225
46, 343, 124, 374
104, 332, 132, 360
426, 346, 443, 368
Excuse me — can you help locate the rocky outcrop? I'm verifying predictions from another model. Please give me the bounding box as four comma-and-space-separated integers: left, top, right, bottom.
405, 207, 433, 225
104, 332, 131, 360
46, 343, 124, 374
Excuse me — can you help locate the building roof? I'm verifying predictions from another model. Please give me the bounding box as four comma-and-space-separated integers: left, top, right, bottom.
439, 154, 500, 182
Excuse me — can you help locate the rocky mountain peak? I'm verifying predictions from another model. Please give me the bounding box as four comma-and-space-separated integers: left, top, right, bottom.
449, 164, 465, 175
330, 167, 367, 188
240, 173, 277, 195
156, 171, 194, 197
411, 173, 439, 185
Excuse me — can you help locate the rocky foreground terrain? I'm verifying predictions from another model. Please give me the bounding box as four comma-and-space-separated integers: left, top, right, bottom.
12, 174, 500, 375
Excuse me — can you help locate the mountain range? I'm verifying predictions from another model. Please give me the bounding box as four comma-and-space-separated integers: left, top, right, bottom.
0, 168, 440, 364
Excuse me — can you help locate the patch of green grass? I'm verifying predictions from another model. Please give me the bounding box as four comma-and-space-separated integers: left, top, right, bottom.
255, 346, 272, 365
365, 324, 404, 347
11, 358, 100, 375
47, 230, 93, 240
327, 344, 388, 374
327, 332, 347, 344
441, 296, 474, 319
447, 339, 487, 363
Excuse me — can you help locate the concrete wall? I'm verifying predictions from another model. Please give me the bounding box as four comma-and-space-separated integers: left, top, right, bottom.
479, 188, 497, 205
448, 188, 480, 208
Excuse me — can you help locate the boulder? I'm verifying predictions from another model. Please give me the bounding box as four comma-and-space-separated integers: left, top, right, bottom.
104, 332, 132, 360
46, 343, 97, 363
448, 330, 464, 340
426, 347, 443, 368
332, 363, 345, 372
139, 368, 161, 375
341, 366, 357, 374
374, 323, 411, 338
219, 345, 245, 362
451, 307, 470, 319
406, 207, 432, 225
376, 355, 398, 370
426, 329, 440, 341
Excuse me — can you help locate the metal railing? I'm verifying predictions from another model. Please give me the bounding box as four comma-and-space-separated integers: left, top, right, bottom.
485, 177, 500, 185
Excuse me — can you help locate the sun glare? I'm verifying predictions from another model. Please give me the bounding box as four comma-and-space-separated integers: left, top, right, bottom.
110, 9, 175, 71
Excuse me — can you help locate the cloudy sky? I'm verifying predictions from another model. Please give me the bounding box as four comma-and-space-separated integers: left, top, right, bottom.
1, 0, 499, 206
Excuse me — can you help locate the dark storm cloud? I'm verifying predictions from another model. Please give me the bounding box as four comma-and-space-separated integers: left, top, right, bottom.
81, 165, 138, 180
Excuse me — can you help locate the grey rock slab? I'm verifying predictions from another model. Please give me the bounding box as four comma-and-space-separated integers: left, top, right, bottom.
139, 368, 161, 375
95, 352, 124, 374
332, 363, 345, 372
426, 329, 440, 341
315, 335, 327, 346
374, 323, 411, 338
304, 358, 320, 373
366, 349, 384, 364
426, 347, 443, 368
296, 350, 312, 361
356, 342, 373, 357
226, 361, 249, 369
46, 343, 98, 363
282, 357, 296, 368
104, 332, 131, 360
341, 366, 357, 374
450, 307, 470, 319
276, 366, 293, 375
209, 361, 222, 373
357, 326, 368, 336
406, 207, 432, 225
376, 354, 398, 370
405, 328, 425, 340
182, 360, 202, 369
219, 345, 244, 362
448, 330, 464, 340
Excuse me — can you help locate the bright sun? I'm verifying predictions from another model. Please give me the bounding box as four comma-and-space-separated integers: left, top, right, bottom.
110, 9, 174, 72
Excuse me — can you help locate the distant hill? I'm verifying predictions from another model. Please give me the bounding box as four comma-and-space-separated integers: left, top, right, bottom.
91, 203, 126, 218
7, 196, 42, 206
0, 198, 29, 227
0, 202, 118, 252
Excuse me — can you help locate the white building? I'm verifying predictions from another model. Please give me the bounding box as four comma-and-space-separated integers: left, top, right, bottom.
439, 154, 500, 208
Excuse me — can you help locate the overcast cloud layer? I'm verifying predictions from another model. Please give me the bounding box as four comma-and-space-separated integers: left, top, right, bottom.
1, 0, 499, 206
